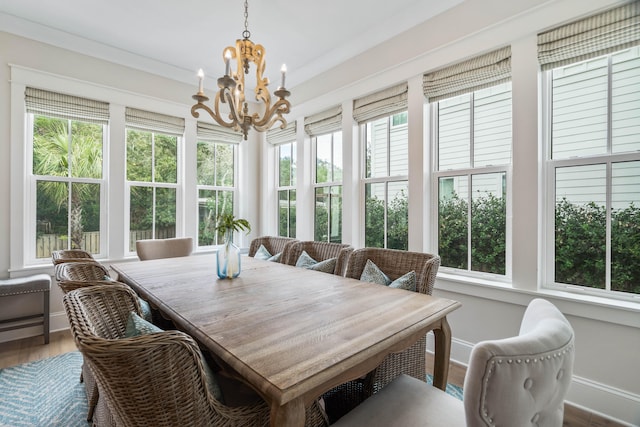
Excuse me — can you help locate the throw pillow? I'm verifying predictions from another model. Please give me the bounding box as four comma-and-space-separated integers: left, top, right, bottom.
125, 311, 163, 337
295, 251, 318, 269
309, 257, 337, 274
254, 244, 272, 260
360, 259, 390, 286
389, 271, 417, 292
123, 312, 224, 402
267, 252, 282, 262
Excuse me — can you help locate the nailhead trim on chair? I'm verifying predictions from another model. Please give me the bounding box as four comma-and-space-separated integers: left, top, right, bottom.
481, 343, 574, 426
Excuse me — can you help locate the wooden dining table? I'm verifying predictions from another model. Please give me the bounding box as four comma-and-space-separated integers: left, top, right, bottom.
111, 254, 461, 427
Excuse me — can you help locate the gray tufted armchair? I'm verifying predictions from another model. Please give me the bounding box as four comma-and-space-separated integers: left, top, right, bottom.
333, 298, 575, 427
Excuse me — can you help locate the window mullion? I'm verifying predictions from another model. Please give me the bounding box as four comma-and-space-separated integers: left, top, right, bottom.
469, 93, 475, 169
467, 174, 473, 272
605, 56, 613, 291
66, 120, 73, 250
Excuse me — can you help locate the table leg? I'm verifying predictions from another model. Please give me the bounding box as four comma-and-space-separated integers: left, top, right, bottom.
432, 316, 452, 391
270, 397, 305, 427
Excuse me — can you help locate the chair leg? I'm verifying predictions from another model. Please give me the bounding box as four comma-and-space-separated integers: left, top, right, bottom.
43, 290, 50, 344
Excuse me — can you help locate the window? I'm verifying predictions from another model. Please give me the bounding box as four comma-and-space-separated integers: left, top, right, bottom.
277, 142, 296, 238
434, 82, 512, 275
125, 108, 184, 252
545, 47, 640, 297
314, 131, 343, 242
31, 116, 105, 260
197, 140, 236, 246
363, 112, 409, 249
26, 88, 109, 262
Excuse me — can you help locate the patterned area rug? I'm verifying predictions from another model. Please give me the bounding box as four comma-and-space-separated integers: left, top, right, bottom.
0, 351, 90, 427
0, 352, 464, 427
427, 373, 464, 400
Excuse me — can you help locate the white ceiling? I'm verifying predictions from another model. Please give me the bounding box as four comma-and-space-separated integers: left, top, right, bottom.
0, 0, 462, 88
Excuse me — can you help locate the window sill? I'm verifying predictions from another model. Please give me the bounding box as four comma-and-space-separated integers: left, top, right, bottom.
435, 272, 640, 329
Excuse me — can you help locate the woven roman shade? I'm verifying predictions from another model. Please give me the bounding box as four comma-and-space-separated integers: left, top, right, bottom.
538, 2, 640, 71
125, 107, 185, 136
353, 83, 408, 124
267, 122, 297, 145
25, 87, 109, 125
304, 106, 342, 136
423, 46, 512, 102
197, 121, 242, 144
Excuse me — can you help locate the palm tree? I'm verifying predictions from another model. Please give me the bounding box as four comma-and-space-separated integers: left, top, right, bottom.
33, 116, 102, 250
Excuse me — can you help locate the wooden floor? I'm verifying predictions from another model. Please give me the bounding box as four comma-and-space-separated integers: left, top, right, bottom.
0, 332, 625, 427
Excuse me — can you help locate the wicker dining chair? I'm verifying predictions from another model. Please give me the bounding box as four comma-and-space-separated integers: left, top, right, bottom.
63, 283, 327, 427
51, 249, 95, 265
54, 261, 110, 283
322, 247, 441, 422
248, 236, 299, 261
62, 283, 142, 423
283, 241, 354, 275
135, 237, 193, 261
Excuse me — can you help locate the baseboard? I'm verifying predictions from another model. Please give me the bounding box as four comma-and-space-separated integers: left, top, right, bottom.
0, 310, 68, 343
426, 333, 640, 426
567, 375, 640, 427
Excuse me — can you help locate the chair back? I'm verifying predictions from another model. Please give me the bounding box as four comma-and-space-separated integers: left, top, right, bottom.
344, 247, 440, 295
63, 283, 142, 340
248, 236, 298, 260
463, 298, 575, 427
51, 249, 95, 265
58, 279, 120, 294
136, 237, 193, 261
54, 261, 110, 282
284, 241, 354, 275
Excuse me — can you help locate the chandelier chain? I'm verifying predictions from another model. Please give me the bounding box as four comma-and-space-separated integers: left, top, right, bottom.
242, 0, 250, 40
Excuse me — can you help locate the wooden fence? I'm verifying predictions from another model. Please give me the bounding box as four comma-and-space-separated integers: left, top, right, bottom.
36, 227, 176, 258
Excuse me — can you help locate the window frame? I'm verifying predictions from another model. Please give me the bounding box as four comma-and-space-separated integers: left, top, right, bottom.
276, 141, 296, 238
26, 113, 108, 264
541, 49, 640, 301
124, 127, 183, 255
312, 130, 343, 243
361, 111, 409, 249
432, 83, 513, 280
195, 140, 238, 248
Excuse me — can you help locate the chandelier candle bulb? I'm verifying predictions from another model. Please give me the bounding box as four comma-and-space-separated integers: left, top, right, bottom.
197, 69, 204, 93
225, 51, 231, 76
280, 64, 287, 89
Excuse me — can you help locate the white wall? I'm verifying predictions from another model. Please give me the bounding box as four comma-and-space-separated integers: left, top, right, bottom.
1, 0, 639, 424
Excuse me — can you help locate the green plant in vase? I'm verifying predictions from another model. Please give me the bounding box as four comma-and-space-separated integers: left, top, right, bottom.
214, 213, 251, 279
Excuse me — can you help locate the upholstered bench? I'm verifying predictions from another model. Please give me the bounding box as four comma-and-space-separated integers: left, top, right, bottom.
0, 274, 51, 344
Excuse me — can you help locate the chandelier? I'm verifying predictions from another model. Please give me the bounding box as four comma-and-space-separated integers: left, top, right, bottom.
191, 0, 291, 140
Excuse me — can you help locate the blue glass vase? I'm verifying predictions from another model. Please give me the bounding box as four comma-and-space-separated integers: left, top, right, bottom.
216, 231, 241, 279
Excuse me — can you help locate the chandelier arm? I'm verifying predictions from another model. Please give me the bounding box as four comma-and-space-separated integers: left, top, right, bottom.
191, 92, 239, 131
252, 98, 291, 128
218, 89, 245, 130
